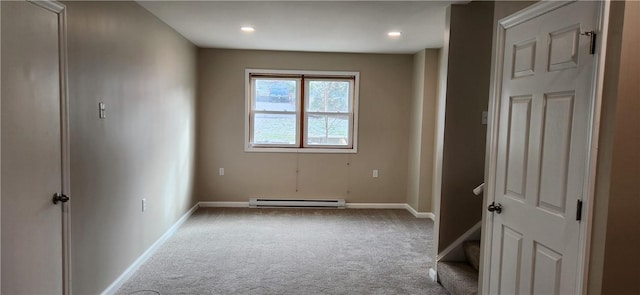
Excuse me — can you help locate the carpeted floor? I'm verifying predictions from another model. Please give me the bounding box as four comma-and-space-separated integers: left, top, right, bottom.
116, 208, 448, 295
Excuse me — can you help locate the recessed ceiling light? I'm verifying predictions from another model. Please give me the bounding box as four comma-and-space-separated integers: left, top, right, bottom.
241, 26, 255, 32
388, 31, 402, 37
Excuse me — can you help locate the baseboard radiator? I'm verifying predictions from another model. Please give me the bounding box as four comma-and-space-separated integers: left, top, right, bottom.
249, 198, 346, 209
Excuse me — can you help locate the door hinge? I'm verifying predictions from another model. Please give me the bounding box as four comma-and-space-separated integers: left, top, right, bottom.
581, 31, 597, 55
576, 199, 583, 221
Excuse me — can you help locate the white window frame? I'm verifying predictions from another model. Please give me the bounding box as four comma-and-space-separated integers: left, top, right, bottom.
303, 78, 355, 149
245, 69, 359, 153
249, 77, 302, 148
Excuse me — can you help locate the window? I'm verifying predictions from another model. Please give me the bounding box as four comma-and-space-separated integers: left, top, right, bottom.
246, 69, 359, 153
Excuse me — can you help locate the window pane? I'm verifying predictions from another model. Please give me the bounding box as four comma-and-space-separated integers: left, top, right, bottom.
253, 113, 297, 145
307, 114, 349, 146
254, 79, 297, 111
307, 81, 350, 112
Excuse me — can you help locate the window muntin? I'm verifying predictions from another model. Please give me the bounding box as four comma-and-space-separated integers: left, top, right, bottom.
247, 70, 358, 152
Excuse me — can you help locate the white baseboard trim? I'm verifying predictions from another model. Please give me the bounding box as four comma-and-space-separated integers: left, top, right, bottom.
428, 267, 438, 282
101, 203, 199, 295
198, 201, 435, 220
345, 202, 407, 209
404, 204, 435, 220
345, 203, 434, 220
198, 201, 249, 208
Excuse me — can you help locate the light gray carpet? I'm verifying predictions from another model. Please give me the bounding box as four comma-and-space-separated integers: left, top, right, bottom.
116, 208, 448, 295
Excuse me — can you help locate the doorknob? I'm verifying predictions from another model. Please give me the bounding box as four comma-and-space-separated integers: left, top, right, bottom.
52, 193, 69, 204
487, 202, 502, 214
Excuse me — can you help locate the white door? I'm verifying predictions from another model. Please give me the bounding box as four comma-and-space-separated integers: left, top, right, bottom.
1, 1, 67, 293
488, 1, 599, 294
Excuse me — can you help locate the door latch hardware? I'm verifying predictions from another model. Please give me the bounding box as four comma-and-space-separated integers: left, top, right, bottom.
52, 193, 69, 204
487, 202, 503, 214
580, 31, 597, 55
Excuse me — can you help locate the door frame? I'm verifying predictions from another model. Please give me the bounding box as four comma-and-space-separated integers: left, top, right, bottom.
480, 1, 610, 294
24, 1, 71, 294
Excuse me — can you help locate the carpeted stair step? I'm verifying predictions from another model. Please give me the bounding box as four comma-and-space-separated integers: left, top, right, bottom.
438, 261, 478, 295
463, 240, 481, 272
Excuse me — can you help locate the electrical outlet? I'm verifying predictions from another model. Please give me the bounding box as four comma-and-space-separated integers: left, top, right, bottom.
482, 111, 488, 125
219, 168, 224, 176
373, 169, 379, 178
142, 198, 147, 212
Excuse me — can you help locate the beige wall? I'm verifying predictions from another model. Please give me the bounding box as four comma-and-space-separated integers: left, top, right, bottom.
590, 1, 640, 294
196, 49, 414, 204
588, 2, 624, 292
407, 49, 440, 212
407, 50, 426, 211
599, 3, 640, 292
64, 1, 197, 294
437, 1, 495, 251
420, 50, 440, 213
492, 1, 537, 25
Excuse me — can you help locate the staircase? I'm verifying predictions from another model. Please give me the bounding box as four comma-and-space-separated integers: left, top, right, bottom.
438, 240, 480, 295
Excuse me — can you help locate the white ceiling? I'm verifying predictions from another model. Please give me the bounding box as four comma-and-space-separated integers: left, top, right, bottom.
137, 1, 464, 54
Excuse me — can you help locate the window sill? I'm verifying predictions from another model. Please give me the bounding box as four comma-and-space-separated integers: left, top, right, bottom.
244, 147, 357, 154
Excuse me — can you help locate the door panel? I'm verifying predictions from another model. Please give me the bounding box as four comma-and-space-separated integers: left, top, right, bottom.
548, 25, 580, 71
538, 92, 574, 215
498, 225, 523, 294
512, 39, 536, 78
505, 96, 532, 200
489, 2, 598, 294
531, 242, 562, 295
1, 1, 64, 293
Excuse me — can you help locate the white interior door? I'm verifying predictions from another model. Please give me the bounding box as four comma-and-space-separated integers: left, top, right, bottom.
488, 2, 598, 294
1, 1, 67, 293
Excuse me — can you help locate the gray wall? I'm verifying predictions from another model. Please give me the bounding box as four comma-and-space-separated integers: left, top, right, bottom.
64, 1, 197, 294
196, 49, 415, 204
437, 1, 495, 250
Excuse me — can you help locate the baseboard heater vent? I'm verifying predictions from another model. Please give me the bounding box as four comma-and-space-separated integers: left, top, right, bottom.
249, 198, 345, 209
